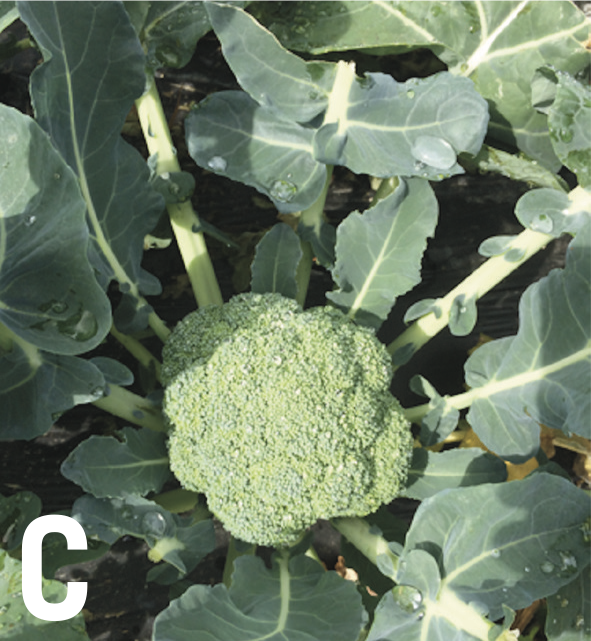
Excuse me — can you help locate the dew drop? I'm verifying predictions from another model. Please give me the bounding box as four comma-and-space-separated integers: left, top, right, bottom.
558, 128, 573, 143
142, 511, 167, 538
406, 89, 415, 99
392, 584, 423, 614
51, 301, 68, 314
54, 172, 61, 180
411, 135, 457, 170
270, 179, 298, 203
24, 214, 37, 226
490, 548, 501, 559
58, 309, 98, 342
560, 598, 569, 608
524, 566, 531, 573
7, 133, 17, 145
530, 213, 554, 234
207, 156, 227, 172
558, 551, 577, 574
540, 561, 555, 574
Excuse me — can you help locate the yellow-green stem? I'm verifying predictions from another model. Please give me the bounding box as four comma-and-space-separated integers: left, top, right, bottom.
135, 76, 223, 308
110, 324, 162, 383
93, 383, 166, 431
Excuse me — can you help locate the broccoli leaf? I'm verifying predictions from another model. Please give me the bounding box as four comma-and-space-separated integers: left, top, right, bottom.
254, 1, 589, 168
251, 223, 303, 299
545, 564, 591, 640
61, 427, 172, 499
328, 178, 437, 328
153, 554, 367, 641
465, 229, 591, 462
402, 448, 507, 501
0, 550, 91, 640
71, 494, 215, 576
185, 91, 327, 214
402, 475, 590, 621
0, 491, 41, 552
18, 0, 165, 333
206, 2, 336, 123
0, 3, 18, 33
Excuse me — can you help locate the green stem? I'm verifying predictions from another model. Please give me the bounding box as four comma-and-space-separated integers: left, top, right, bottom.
110, 324, 162, 383
387, 227, 554, 368
331, 516, 398, 581
135, 75, 223, 308
93, 383, 166, 431
295, 240, 314, 308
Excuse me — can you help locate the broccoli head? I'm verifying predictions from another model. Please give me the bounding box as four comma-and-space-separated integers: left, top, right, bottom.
162, 292, 413, 547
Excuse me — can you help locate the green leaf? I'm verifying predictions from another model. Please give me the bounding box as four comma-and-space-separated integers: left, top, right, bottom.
251, 223, 303, 299
0, 491, 41, 551
0, 332, 106, 440
256, 1, 590, 168
206, 2, 336, 123
448, 293, 477, 337
60, 427, 172, 499
402, 448, 507, 500
314, 71, 489, 180
327, 178, 438, 328
41, 534, 109, 581
0, 2, 17, 33
0, 105, 111, 353
545, 564, 591, 640
18, 1, 165, 333
153, 553, 368, 641
401, 474, 591, 621
0, 550, 91, 640
548, 71, 591, 188
71, 494, 215, 575
409, 375, 459, 445
465, 229, 591, 461
132, 1, 245, 70
515, 187, 589, 237
185, 91, 327, 214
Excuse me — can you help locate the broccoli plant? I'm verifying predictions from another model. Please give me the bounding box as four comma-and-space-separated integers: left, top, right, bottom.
0, 2, 589, 641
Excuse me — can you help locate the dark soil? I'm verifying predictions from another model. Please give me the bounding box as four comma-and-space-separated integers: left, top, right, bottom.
0, 19, 582, 641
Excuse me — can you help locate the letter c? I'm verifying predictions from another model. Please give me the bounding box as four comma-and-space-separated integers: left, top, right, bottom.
21, 515, 88, 621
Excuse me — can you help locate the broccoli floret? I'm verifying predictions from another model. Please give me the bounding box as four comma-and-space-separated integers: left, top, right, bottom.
163, 292, 413, 547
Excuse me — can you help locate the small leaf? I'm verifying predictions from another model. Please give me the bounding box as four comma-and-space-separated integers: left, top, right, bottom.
206, 2, 335, 123
250, 223, 303, 299
185, 91, 327, 214
89, 357, 134, 386
449, 293, 478, 336
328, 178, 438, 329
404, 298, 442, 323
402, 448, 507, 501
153, 554, 367, 641
515, 188, 588, 237
61, 427, 171, 498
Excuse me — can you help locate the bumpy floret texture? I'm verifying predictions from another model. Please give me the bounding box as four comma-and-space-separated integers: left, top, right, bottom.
163, 293, 413, 547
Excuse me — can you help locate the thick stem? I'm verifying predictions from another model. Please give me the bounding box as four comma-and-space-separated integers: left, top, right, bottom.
387, 227, 554, 368
110, 324, 162, 383
331, 516, 398, 581
93, 384, 166, 431
135, 76, 223, 308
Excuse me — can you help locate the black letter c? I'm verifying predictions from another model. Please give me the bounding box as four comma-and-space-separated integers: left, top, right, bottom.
22, 515, 86, 621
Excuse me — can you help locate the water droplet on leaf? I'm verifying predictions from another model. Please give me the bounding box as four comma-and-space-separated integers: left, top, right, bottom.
270, 179, 297, 203
24, 214, 37, 226
392, 584, 423, 614
558, 551, 577, 574
207, 156, 227, 172
530, 213, 554, 234
540, 561, 555, 574
411, 135, 457, 170
406, 89, 415, 99
58, 309, 98, 342
490, 548, 501, 558
142, 511, 167, 538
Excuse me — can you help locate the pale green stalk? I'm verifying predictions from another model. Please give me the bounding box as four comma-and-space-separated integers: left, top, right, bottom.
110, 323, 162, 383
135, 76, 223, 308
387, 227, 554, 367
93, 383, 166, 431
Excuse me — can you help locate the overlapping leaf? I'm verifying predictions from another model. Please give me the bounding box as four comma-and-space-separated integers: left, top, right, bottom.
71, 494, 215, 576
18, 1, 164, 333
254, 1, 590, 168
0, 550, 91, 640
545, 564, 591, 640
402, 448, 507, 501
369, 474, 590, 639
61, 427, 172, 499
185, 91, 327, 213
328, 178, 437, 328
250, 223, 303, 299
465, 229, 590, 461
153, 554, 367, 641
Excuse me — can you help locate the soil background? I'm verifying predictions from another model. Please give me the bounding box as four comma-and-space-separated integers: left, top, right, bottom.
0, 18, 584, 641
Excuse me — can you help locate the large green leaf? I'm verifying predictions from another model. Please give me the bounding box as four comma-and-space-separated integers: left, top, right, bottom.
254, 1, 590, 168
206, 2, 336, 123
250, 223, 303, 299
0, 105, 111, 353
401, 448, 507, 501
153, 553, 368, 641
314, 70, 489, 180
327, 178, 437, 328
60, 427, 172, 499
401, 474, 590, 622
0, 2, 17, 33
465, 229, 590, 462
18, 1, 165, 332
0, 550, 91, 640
185, 91, 327, 213
71, 494, 215, 576
545, 564, 591, 640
